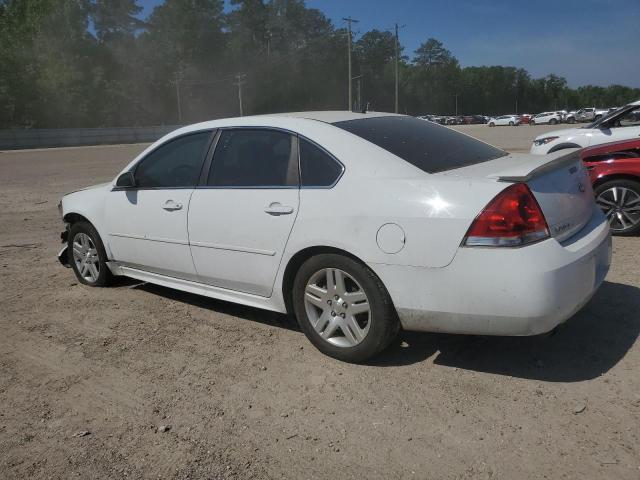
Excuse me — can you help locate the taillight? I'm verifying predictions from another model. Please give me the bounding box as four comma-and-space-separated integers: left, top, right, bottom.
463, 183, 549, 247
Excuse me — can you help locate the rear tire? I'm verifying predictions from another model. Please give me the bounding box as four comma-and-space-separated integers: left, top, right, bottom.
68, 221, 113, 286
550, 118, 557, 125
594, 179, 640, 236
488, 122, 495, 127
530, 120, 535, 125
509, 121, 514, 126
292, 254, 399, 363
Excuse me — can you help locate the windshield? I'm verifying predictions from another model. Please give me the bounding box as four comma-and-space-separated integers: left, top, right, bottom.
333, 116, 508, 174
586, 104, 636, 128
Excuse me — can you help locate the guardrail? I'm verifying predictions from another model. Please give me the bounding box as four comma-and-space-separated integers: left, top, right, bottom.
0, 125, 183, 150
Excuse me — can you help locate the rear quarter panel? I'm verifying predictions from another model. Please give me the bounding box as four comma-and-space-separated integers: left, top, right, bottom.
283, 174, 505, 269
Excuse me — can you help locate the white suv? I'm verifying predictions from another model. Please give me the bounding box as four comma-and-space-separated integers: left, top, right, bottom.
530, 101, 640, 154
530, 112, 562, 125
487, 115, 518, 126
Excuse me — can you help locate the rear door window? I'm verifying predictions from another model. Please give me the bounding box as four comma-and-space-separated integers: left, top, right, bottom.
333, 116, 507, 173
207, 129, 297, 187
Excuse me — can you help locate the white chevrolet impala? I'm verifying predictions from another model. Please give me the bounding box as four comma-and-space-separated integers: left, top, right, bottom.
58, 112, 612, 362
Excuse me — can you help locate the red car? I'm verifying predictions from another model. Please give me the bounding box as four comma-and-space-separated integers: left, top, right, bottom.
582, 138, 640, 235
517, 114, 532, 125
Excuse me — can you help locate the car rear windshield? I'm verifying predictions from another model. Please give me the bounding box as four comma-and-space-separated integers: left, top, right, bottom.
333, 116, 508, 173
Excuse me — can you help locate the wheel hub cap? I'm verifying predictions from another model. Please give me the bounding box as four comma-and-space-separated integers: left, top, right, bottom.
304, 268, 371, 348
596, 186, 640, 233
72, 232, 100, 283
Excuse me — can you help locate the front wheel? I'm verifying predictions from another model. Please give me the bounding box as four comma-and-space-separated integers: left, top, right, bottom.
530, 120, 535, 126
568, 117, 576, 124
68, 221, 113, 286
292, 254, 399, 362
509, 121, 514, 126
594, 179, 640, 236
549, 118, 557, 125
488, 122, 495, 127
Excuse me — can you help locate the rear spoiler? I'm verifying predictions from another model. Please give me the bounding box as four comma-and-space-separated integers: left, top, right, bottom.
490, 149, 581, 183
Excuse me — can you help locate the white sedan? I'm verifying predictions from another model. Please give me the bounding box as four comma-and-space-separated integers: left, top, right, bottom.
487, 115, 518, 126
531, 101, 640, 154
58, 111, 611, 362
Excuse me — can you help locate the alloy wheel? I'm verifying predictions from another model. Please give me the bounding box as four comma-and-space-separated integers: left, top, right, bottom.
72, 232, 100, 282
303, 268, 371, 347
596, 186, 640, 232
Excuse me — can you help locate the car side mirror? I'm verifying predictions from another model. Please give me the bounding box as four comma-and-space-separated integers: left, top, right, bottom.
115, 171, 136, 188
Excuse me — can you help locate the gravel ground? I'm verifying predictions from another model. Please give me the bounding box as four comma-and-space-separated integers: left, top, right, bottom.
0, 125, 638, 479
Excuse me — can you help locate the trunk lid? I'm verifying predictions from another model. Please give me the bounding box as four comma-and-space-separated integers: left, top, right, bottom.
442, 150, 595, 242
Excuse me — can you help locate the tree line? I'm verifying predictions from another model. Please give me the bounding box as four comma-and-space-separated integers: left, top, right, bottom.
1, 0, 639, 129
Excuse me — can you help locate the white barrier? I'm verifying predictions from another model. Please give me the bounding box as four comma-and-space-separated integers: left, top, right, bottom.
0, 125, 183, 150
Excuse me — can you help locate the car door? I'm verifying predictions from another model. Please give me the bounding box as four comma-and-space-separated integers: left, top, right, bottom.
105, 130, 215, 280
188, 128, 300, 297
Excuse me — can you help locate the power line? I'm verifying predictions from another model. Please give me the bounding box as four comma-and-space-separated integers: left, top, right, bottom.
343, 16, 359, 111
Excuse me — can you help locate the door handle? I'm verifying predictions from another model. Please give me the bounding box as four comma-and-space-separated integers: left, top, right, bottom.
264, 202, 294, 216
162, 200, 183, 211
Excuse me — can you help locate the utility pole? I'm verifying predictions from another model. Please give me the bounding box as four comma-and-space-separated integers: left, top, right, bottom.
394, 24, 405, 113
266, 29, 272, 59
343, 16, 359, 111
454, 94, 458, 116
352, 74, 362, 112
173, 72, 182, 123
234, 73, 246, 116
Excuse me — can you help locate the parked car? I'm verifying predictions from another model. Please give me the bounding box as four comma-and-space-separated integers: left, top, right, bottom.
462, 115, 487, 124
487, 115, 519, 126
530, 100, 640, 154
575, 107, 609, 123
58, 111, 611, 362
563, 110, 578, 124
517, 114, 532, 125
581, 138, 640, 235
445, 116, 463, 125
530, 111, 562, 125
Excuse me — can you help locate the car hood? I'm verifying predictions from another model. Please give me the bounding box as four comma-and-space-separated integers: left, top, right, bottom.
64, 181, 112, 197
534, 127, 588, 141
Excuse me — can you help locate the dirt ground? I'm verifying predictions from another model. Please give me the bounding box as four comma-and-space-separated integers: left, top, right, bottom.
0, 125, 638, 479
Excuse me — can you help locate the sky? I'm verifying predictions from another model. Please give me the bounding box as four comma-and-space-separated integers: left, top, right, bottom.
138, 0, 640, 88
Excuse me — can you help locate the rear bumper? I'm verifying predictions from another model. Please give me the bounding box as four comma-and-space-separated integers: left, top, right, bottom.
370, 206, 611, 336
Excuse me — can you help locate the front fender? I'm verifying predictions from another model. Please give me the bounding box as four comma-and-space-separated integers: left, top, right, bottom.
61, 185, 111, 258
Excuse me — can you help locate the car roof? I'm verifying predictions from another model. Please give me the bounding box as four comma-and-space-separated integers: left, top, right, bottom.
265, 110, 403, 123
167, 111, 402, 135
123, 111, 422, 180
